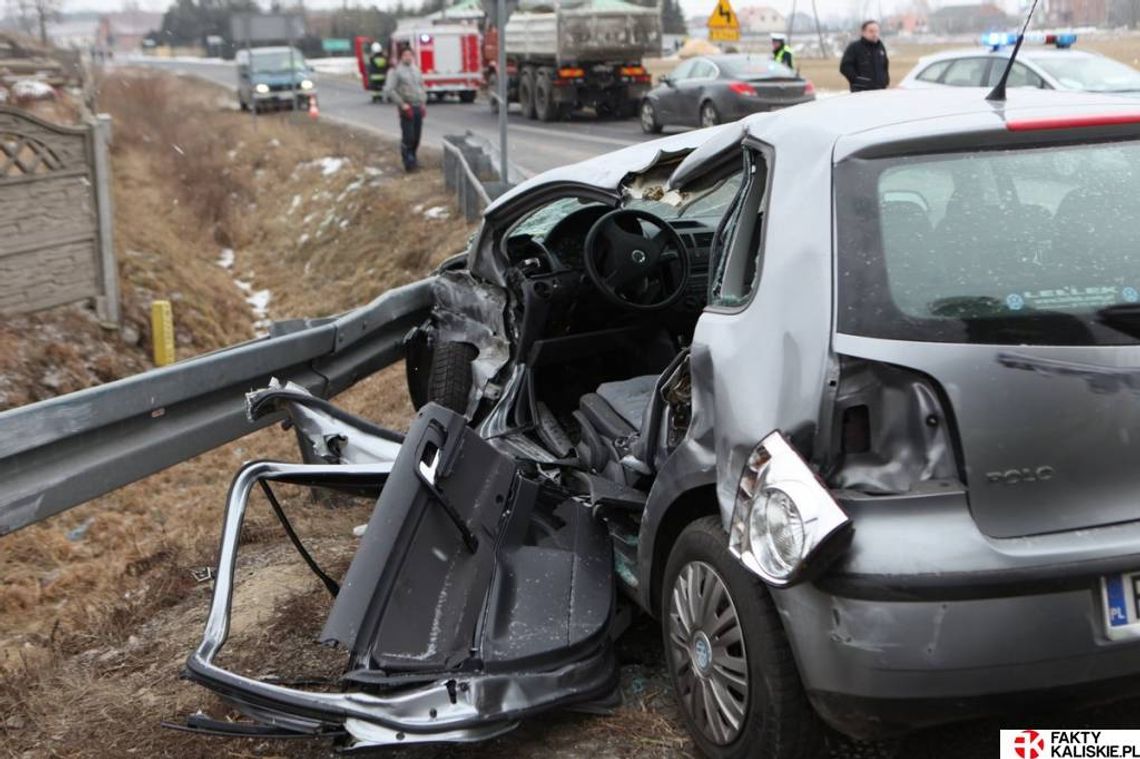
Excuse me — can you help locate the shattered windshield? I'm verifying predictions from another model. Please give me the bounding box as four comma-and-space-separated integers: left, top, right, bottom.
625, 172, 743, 220
836, 139, 1140, 345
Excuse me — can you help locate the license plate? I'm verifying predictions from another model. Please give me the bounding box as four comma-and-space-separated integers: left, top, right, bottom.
1102, 571, 1140, 640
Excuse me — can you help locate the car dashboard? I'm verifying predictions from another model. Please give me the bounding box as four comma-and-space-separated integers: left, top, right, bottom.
504, 206, 717, 316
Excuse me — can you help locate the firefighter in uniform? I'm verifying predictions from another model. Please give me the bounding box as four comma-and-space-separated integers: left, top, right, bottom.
368, 42, 390, 101
771, 33, 794, 69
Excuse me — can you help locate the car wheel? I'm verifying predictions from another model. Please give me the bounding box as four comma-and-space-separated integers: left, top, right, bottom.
460, 90, 476, 104
519, 69, 536, 119
640, 99, 662, 133
700, 100, 720, 128
662, 516, 823, 759
427, 340, 477, 415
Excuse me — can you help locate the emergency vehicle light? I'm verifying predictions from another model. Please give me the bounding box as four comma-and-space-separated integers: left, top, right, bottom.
420, 33, 432, 43
981, 30, 1077, 50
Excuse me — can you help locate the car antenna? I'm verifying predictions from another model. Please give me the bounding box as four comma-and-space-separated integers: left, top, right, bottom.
986, 0, 1043, 102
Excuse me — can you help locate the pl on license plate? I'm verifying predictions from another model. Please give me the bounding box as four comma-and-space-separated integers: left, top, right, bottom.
1102, 571, 1140, 640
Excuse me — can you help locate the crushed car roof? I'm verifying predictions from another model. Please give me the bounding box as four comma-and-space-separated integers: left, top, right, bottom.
741, 87, 1140, 157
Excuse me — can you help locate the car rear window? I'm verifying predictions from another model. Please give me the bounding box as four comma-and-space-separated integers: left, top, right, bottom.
718, 56, 796, 79
836, 139, 1140, 345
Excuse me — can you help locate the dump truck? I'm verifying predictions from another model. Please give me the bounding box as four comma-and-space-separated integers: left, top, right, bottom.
485, 0, 660, 120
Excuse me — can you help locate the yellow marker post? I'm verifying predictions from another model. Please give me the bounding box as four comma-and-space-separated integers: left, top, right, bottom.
151, 300, 175, 367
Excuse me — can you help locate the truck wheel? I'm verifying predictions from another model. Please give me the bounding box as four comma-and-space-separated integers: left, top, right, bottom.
662, 516, 823, 759
460, 90, 476, 104
640, 99, 662, 133
427, 340, 478, 415
534, 70, 556, 122
519, 69, 536, 119
700, 100, 720, 128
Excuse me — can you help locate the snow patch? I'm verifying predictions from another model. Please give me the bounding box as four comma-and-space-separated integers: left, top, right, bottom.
11, 79, 53, 100
423, 205, 450, 221
312, 156, 348, 176
290, 194, 302, 212
216, 248, 235, 269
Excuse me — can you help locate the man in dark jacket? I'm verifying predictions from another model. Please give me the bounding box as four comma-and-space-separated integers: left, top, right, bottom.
840, 20, 889, 91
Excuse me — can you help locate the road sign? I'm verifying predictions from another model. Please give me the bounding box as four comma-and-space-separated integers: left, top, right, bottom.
707, 0, 740, 42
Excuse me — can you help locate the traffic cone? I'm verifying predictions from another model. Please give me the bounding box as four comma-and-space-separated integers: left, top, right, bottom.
308, 95, 319, 120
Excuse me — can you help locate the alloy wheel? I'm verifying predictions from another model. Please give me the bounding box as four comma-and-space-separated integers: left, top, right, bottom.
701, 103, 719, 128
667, 560, 749, 746
641, 101, 656, 131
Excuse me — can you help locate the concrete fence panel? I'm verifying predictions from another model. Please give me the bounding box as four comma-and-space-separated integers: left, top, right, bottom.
0, 106, 118, 323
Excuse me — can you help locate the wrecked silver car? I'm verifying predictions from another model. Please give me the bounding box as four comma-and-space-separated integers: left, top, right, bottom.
180, 90, 1140, 757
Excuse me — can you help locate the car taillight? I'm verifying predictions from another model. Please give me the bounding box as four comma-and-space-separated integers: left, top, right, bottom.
803, 80, 815, 95
728, 81, 756, 96
620, 65, 646, 76
557, 67, 585, 79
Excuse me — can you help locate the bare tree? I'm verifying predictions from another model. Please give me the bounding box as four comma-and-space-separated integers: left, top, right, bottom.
30, 0, 61, 45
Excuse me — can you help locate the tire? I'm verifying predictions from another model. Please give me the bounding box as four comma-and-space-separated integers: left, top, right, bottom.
460, 90, 476, 104
519, 68, 536, 120
700, 100, 720, 128
239, 97, 248, 112
661, 516, 823, 759
534, 69, 556, 122
640, 99, 662, 133
427, 341, 478, 415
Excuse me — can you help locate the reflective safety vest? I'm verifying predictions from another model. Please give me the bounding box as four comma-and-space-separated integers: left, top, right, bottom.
774, 45, 793, 69
369, 54, 389, 82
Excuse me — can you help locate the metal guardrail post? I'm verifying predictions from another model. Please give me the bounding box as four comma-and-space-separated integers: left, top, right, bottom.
440, 136, 493, 223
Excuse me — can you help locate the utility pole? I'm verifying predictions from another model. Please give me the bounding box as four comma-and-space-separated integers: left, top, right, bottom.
811, 0, 826, 58
497, 0, 508, 184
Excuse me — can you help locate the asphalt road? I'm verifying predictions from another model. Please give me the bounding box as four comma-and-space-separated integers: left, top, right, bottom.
136, 57, 666, 176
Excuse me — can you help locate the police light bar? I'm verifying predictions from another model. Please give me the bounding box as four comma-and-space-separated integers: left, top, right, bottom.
981, 30, 1077, 50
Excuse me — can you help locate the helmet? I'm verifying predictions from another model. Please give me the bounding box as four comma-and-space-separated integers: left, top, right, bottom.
371, 42, 382, 54
770, 32, 787, 42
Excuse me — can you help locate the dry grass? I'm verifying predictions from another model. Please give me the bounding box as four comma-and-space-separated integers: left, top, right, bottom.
0, 69, 473, 757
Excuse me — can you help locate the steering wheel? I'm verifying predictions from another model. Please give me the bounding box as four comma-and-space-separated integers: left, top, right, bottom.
583, 209, 691, 311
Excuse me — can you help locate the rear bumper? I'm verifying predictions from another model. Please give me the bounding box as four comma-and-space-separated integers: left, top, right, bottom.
725, 95, 814, 119
775, 493, 1140, 738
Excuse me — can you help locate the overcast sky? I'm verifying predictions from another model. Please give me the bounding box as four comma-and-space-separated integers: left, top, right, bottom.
61, 0, 1013, 26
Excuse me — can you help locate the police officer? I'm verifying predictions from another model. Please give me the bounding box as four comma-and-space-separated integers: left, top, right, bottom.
368, 42, 389, 100
771, 33, 793, 69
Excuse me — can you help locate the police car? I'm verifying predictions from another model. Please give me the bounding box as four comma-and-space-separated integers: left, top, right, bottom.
899, 33, 1140, 95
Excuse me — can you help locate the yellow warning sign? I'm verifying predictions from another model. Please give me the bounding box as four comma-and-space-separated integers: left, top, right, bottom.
707, 0, 740, 41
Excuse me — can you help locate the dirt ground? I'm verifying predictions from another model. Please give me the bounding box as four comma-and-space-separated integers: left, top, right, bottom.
0, 70, 478, 757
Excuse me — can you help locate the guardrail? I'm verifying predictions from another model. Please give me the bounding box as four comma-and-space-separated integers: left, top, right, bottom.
0, 278, 434, 536
440, 132, 529, 222
441, 135, 492, 223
